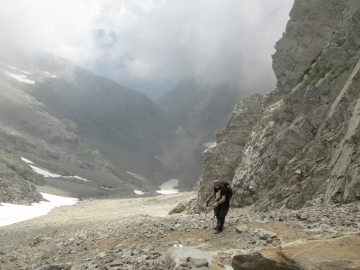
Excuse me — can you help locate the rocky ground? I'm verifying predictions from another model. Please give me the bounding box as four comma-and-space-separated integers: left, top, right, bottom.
0, 187, 359, 270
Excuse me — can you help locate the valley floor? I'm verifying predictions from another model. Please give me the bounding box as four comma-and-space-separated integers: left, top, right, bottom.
0, 190, 359, 269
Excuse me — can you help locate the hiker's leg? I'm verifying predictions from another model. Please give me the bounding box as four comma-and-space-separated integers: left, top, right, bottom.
218, 217, 224, 230
214, 207, 220, 229
214, 218, 220, 229
218, 204, 229, 231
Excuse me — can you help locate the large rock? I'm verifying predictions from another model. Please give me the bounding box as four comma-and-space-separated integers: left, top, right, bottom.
232, 249, 299, 270
279, 234, 360, 269
232, 234, 360, 270
165, 245, 221, 270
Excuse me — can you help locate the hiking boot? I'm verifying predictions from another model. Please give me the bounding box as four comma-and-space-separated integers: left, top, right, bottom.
214, 229, 222, 234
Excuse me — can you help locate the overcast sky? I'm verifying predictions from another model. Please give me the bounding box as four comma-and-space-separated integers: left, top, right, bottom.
0, 1, 294, 100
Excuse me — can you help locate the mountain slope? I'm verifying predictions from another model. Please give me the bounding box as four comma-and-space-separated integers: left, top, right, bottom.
0, 148, 45, 204
156, 79, 246, 188
0, 47, 186, 189
0, 59, 158, 201
157, 79, 243, 142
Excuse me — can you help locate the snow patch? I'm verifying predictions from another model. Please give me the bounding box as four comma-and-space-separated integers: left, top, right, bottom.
100, 186, 113, 190
45, 71, 56, 77
9, 65, 31, 74
203, 142, 216, 148
22, 157, 90, 182
156, 179, 179, 194
21, 157, 34, 164
29, 164, 61, 177
0, 193, 77, 227
0, 69, 35, 84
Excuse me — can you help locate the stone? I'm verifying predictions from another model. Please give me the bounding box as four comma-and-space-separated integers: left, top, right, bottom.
232, 234, 360, 270
279, 235, 360, 269
236, 224, 249, 233
258, 229, 277, 240
232, 249, 299, 270
190, 257, 209, 267
165, 246, 213, 270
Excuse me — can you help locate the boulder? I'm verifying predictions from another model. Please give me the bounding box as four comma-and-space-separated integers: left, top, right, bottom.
165, 245, 219, 270
232, 234, 360, 270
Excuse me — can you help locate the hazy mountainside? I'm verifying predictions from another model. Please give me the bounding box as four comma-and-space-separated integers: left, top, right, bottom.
192, 0, 360, 212
0, 56, 160, 202
0, 47, 183, 185
157, 79, 244, 142
156, 79, 245, 188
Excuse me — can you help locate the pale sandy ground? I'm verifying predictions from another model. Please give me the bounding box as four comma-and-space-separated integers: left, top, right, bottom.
46, 191, 197, 222
35, 185, 197, 221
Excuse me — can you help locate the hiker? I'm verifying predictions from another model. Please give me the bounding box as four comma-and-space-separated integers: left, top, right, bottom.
205, 178, 230, 234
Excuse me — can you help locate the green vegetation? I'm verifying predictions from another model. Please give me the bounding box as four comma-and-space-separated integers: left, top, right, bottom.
0, 149, 44, 203
0, 150, 27, 180
290, 160, 298, 168
126, 171, 158, 190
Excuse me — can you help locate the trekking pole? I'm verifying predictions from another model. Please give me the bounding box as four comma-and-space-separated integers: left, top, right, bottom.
204, 201, 216, 230
204, 201, 209, 222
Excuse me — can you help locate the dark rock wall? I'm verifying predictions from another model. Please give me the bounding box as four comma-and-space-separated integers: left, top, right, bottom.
192, 0, 360, 212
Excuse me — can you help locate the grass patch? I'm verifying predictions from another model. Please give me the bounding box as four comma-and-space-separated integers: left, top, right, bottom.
126, 171, 158, 190
290, 161, 298, 168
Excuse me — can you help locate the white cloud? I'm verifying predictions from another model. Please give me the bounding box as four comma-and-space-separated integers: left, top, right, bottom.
0, 0, 294, 99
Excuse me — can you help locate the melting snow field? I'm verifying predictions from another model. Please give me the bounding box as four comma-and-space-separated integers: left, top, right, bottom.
9, 65, 31, 75
22, 157, 178, 196
0, 69, 35, 84
0, 63, 56, 85
21, 157, 89, 182
0, 193, 77, 227
156, 179, 179, 194
0, 158, 180, 225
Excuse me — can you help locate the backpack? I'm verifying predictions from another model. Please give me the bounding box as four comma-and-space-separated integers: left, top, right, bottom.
221, 181, 233, 202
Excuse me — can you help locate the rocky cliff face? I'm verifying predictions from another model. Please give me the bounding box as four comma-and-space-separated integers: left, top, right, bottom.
0, 149, 45, 204
192, 0, 360, 212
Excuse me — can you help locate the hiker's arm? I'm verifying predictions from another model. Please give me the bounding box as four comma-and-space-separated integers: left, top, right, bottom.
206, 194, 214, 203
213, 195, 226, 207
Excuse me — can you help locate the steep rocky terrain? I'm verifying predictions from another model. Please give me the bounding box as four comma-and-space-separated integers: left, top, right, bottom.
192, 0, 360, 212
0, 149, 45, 204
